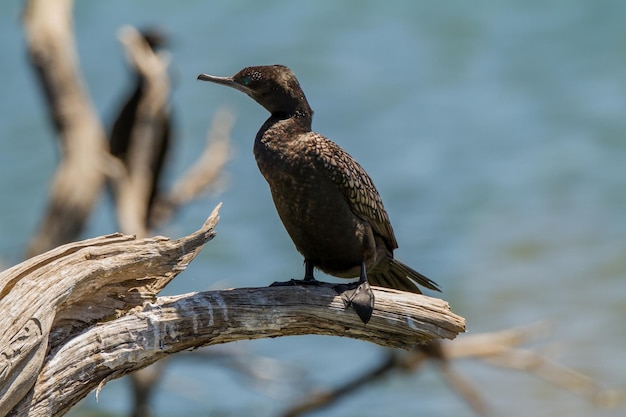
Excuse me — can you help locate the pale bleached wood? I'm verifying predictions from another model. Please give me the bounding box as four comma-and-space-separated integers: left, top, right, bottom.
1, 202, 465, 417
10, 286, 464, 417
0, 205, 221, 416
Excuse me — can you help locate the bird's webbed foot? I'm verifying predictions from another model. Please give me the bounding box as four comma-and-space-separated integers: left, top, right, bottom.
270, 259, 322, 287
333, 262, 374, 324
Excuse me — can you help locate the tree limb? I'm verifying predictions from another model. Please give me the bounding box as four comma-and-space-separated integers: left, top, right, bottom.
10, 285, 464, 417
1, 204, 221, 416
0, 202, 464, 417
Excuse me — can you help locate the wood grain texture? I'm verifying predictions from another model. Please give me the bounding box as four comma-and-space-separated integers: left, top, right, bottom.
1, 206, 220, 416
1, 203, 464, 417
12, 286, 464, 417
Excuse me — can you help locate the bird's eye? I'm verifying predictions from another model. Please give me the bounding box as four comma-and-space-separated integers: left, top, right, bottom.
242, 76, 251, 86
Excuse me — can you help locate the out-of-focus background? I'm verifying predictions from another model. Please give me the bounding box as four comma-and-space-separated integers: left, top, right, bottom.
2, 1, 626, 416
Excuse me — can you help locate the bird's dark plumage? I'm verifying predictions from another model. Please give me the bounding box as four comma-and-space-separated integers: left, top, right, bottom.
198, 65, 439, 323
109, 28, 172, 229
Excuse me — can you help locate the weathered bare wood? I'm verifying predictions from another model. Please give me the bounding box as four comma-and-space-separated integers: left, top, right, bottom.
0, 205, 221, 416
23, 0, 109, 257
1, 200, 465, 417
10, 285, 464, 417
1, 219, 464, 416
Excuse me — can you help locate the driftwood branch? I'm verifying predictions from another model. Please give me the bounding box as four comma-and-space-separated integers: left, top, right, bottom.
0, 203, 464, 417
11, 287, 463, 417
1, 205, 221, 416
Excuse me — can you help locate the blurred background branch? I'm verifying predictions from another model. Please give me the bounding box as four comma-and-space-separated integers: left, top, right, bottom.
23, 0, 109, 257
279, 322, 626, 417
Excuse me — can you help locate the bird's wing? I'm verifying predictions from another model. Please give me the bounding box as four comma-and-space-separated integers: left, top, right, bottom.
309, 132, 398, 250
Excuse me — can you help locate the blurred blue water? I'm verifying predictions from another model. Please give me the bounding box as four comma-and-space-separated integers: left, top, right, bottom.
1, 1, 626, 416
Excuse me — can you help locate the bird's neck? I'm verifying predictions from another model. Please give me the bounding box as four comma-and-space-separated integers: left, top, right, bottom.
257, 106, 313, 145
266, 89, 313, 124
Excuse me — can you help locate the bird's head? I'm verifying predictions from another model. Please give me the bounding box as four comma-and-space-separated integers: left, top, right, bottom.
198, 65, 312, 118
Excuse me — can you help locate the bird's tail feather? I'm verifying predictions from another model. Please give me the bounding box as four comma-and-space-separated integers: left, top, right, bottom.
368, 258, 440, 294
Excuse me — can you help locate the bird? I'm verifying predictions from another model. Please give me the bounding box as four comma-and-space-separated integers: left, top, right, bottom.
197, 65, 439, 323
109, 28, 173, 229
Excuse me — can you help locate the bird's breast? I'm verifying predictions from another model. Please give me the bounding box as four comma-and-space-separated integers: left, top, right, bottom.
253, 134, 374, 276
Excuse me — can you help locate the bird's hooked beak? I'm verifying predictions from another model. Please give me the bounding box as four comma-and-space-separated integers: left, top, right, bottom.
197, 73, 252, 95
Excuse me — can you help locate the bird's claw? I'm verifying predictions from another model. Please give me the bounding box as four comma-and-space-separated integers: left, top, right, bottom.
333, 281, 374, 324
270, 278, 322, 287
